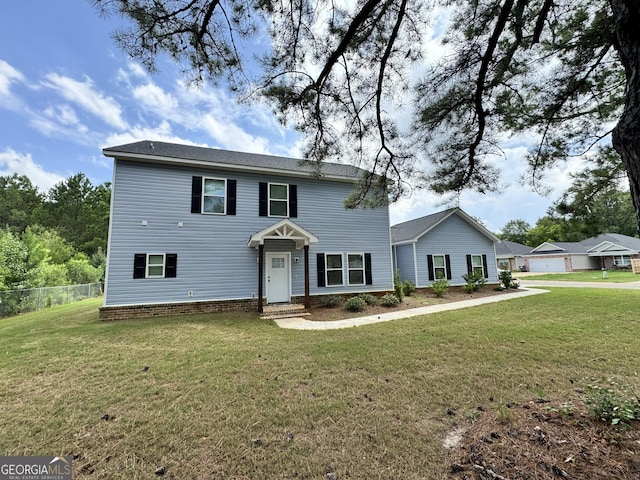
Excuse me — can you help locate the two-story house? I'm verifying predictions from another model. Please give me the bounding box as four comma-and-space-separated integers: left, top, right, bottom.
99, 141, 394, 320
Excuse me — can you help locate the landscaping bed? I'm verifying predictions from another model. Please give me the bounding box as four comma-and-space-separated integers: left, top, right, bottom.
305, 286, 515, 322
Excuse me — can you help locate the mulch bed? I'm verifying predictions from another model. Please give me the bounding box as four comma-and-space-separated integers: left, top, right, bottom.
305, 286, 513, 322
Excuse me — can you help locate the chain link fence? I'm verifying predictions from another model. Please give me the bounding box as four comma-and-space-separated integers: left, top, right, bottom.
0, 283, 103, 318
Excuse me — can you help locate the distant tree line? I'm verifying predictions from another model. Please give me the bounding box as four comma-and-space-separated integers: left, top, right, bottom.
498, 148, 637, 246
0, 173, 110, 291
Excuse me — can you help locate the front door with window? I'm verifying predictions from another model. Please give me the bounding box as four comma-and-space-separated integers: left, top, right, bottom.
266, 253, 291, 303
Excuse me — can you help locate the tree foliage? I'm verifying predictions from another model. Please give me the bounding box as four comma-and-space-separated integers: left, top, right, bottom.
498, 219, 531, 245
555, 146, 637, 237
0, 173, 110, 290
94, 0, 640, 232
0, 174, 43, 233
499, 150, 637, 246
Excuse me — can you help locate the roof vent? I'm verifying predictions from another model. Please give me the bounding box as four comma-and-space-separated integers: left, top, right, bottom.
149, 142, 155, 149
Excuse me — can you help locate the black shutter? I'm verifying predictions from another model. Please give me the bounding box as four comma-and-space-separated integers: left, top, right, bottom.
289, 184, 297, 218
227, 179, 237, 215
445, 254, 452, 280
482, 254, 489, 278
133, 254, 146, 279
317, 253, 326, 287
427, 255, 434, 281
191, 176, 202, 214
364, 253, 372, 285
466, 254, 472, 275
259, 182, 268, 216
165, 254, 178, 278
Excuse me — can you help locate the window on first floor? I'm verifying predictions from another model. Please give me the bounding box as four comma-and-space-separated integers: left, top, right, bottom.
317, 252, 372, 287
427, 254, 451, 281
466, 254, 488, 278
325, 253, 344, 286
433, 254, 446, 279
133, 253, 178, 279
348, 253, 365, 285
498, 259, 510, 270
613, 255, 631, 266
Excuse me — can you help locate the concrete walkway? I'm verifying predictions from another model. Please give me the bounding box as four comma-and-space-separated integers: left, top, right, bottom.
274, 287, 548, 330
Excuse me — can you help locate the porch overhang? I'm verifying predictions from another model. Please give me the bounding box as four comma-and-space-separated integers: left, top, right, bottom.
248, 219, 319, 249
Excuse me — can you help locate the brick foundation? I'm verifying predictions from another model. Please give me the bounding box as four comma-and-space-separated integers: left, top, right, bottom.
99, 298, 260, 321
99, 291, 393, 321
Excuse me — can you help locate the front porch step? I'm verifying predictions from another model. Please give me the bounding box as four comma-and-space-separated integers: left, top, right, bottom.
260, 304, 309, 320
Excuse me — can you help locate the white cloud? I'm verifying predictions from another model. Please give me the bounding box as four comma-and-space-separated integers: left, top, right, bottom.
0, 59, 24, 97
132, 82, 179, 118
42, 73, 129, 130
102, 121, 206, 149
0, 148, 64, 191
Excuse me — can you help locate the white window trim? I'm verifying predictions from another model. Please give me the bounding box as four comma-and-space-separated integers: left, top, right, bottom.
202, 177, 227, 215
432, 253, 447, 280
614, 254, 631, 266
347, 252, 365, 286
268, 182, 289, 217
470, 254, 485, 277
325, 252, 344, 287
146, 253, 166, 278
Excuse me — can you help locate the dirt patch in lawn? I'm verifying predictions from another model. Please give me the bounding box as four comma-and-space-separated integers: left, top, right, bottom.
304, 286, 515, 322
444, 400, 640, 479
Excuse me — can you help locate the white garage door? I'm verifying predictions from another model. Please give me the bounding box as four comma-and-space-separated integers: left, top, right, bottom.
528, 257, 566, 272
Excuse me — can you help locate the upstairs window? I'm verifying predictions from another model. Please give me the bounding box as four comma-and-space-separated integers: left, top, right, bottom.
259, 182, 297, 217
269, 183, 289, 217
203, 178, 226, 214
191, 176, 236, 215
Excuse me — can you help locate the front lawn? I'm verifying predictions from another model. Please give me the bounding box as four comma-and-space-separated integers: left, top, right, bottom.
518, 270, 639, 282
1, 291, 639, 478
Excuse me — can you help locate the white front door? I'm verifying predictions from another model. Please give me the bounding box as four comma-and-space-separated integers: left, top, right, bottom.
266, 253, 291, 303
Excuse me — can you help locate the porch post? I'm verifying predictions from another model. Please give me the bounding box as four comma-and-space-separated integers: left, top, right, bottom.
304, 244, 310, 309
258, 244, 264, 313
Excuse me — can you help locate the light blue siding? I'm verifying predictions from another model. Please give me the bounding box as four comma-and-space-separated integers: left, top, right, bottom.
412, 214, 498, 287
393, 244, 416, 284
104, 160, 393, 307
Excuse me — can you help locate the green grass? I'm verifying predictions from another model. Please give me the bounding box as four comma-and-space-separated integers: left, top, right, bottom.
519, 270, 640, 282
1, 290, 639, 479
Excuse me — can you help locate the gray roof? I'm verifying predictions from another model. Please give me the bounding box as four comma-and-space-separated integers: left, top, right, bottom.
528, 234, 640, 255
391, 208, 457, 244
391, 207, 498, 244
495, 240, 533, 257
530, 242, 589, 255
580, 233, 640, 250
103, 140, 368, 180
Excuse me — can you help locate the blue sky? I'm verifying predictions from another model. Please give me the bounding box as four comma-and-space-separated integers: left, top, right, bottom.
0, 1, 580, 232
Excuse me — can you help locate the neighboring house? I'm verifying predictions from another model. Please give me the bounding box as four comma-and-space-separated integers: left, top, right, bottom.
495, 240, 532, 271
391, 208, 499, 287
524, 233, 640, 272
100, 141, 394, 320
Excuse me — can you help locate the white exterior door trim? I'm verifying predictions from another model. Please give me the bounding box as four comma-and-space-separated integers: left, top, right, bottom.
266, 252, 291, 304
